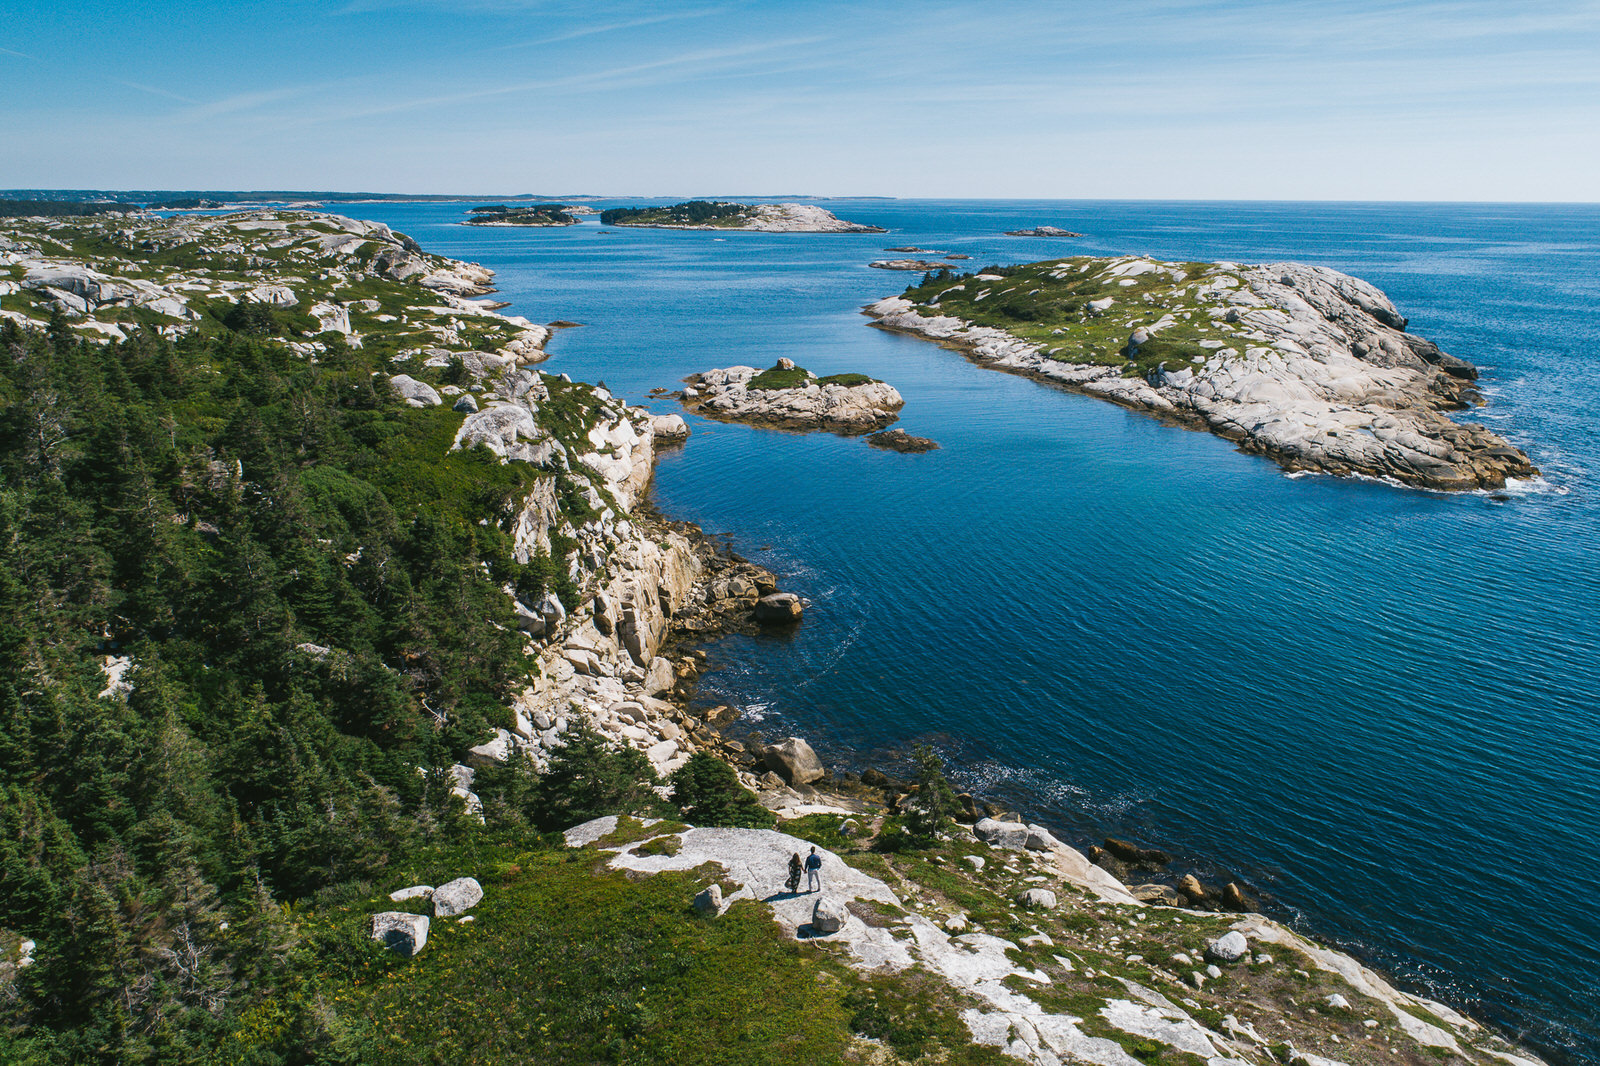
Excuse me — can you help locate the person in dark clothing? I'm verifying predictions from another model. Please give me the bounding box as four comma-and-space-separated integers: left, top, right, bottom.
786, 852, 803, 895
805, 846, 822, 892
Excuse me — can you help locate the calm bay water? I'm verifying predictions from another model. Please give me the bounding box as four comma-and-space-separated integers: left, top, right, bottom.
340, 199, 1599, 1063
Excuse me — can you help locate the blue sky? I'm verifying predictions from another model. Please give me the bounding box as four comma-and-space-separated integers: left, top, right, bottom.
2, 0, 1597, 200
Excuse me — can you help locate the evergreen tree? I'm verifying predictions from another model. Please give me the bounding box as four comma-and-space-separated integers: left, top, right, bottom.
669, 752, 774, 829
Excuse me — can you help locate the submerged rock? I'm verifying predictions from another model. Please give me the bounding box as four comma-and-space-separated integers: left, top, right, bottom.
865, 428, 939, 452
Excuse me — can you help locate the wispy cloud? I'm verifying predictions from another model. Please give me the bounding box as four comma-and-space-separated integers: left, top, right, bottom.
495, 8, 724, 49
1, 45, 35, 60
180, 84, 328, 121
117, 80, 198, 104
288, 36, 825, 126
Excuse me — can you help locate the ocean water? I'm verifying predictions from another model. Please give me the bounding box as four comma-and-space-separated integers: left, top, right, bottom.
339, 199, 1600, 1064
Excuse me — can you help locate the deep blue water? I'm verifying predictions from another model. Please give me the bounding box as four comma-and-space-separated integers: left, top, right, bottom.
338, 199, 1599, 1064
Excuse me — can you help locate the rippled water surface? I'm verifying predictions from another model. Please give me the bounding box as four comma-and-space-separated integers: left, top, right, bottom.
340, 199, 1600, 1063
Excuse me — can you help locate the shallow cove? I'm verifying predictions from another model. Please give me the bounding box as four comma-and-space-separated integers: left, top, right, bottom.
339, 198, 1600, 1064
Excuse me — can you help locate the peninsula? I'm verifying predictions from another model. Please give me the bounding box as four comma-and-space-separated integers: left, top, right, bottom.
600, 199, 885, 232
867, 256, 1538, 490
681, 358, 904, 430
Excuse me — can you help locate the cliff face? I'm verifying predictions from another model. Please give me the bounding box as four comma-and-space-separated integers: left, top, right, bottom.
868, 257, 1538, 490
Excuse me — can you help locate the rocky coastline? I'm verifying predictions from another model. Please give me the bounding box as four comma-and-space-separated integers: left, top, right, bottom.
865, 256, 1539, 491
9, 210, 1550, 1065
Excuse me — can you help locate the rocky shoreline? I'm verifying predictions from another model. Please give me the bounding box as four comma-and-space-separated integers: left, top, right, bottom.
19, 210, 1545, 1064
865, 256, 1539, 491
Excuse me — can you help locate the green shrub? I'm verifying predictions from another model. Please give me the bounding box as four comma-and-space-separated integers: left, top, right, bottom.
670, 752, 775, 829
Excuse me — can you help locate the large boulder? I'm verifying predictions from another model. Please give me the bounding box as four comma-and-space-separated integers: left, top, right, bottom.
692, 884, 722, 917
389, 374, 442, 408
1024, 824, 1061, 851
753, 593, 803, 624
811, 896, 847, 934
643, 656, 675, 695
763, 737, 824, 786
1206, 930, 1250, 964
432, 876, 483, 918
1016, 888, 1057, 910
371, 912, 430, 956
973, 817, 1029, 849
650, 413, 690, 442
388, 884, 433, 902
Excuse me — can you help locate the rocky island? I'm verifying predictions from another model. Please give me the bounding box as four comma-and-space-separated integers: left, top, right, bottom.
464, 203, 579, 226
1006, 226, 1084, 237
871, 258, 952, 271
599, 199, 885, 232
867, 256, 1537, 490
681, 358, 904, 431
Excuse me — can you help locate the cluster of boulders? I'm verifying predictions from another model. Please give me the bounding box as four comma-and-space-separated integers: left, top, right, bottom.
867, 256, 1539, 490
681, 360, 904, 432
370, 876, 483, 957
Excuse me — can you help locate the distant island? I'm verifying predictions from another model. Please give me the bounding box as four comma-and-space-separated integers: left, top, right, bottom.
600, 200, 885, 232
465, 204, 580, 227
1005, 225, 1083, 237
868, 256, 1538, 490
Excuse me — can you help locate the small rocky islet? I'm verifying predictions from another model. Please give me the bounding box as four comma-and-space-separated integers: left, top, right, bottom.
868, 255, 1537, 490
679, 358, 905, 432
1006, 225, 1085, 237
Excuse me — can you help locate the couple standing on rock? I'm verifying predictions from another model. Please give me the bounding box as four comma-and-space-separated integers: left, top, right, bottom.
785, 847, 823, 894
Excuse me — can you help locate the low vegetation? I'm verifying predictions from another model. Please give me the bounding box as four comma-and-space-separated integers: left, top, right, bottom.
746, 363, 880, 391
464, 204, 578, 226
899, 258, 1240, 379
600, 200, 752, 227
